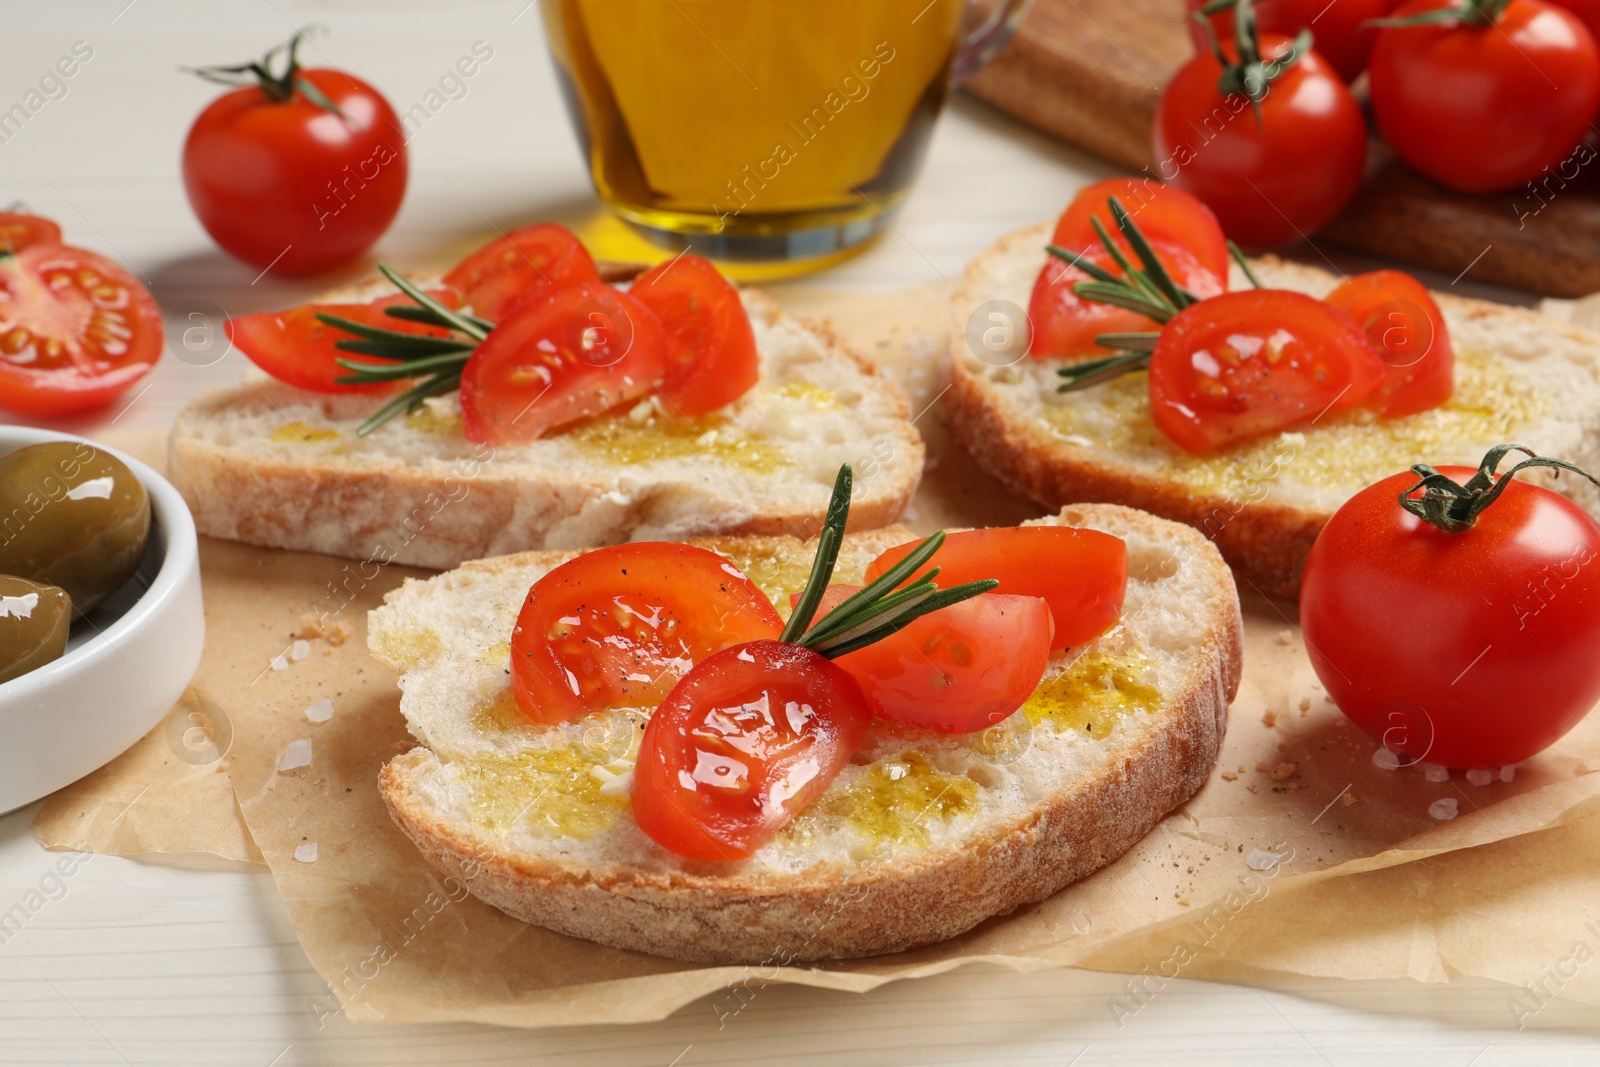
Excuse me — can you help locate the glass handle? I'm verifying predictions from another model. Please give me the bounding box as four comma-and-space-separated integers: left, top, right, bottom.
951, 0, 1035, 87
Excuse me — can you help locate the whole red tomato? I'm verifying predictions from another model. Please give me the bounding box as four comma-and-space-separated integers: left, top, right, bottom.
182, 30, 407, 276
1369, 0, 1600, 193
1153, 35, 1367, 247
1301, 448, 1600, 768
1186, 0, 1399, 81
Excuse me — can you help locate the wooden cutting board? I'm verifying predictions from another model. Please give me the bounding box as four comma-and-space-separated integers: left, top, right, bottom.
964, 0, 1600, 296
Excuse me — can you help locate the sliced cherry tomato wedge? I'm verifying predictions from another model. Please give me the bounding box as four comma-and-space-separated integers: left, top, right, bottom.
443, 223, 600, 323
1028, 240, 1224, 359
628, 254, 758, 416
228, 289, 462, 394
0, 213, 62, 255
460, 282, 667, 444
509, 543, 782, 726
1324, 270, 1454, 419
632, 639, 872, 861
1148, 290, 1387, 454
799, 585, 1053, 733
0, 243, 163, 417
1050, 178, 1230, 280
865, 527, 1127, 650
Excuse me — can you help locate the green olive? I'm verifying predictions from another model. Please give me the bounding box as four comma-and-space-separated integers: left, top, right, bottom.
0, 575, 71, 684
0, 442, 151, 613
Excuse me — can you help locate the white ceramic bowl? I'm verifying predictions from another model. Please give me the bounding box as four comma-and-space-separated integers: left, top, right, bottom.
0, 426, 204, 815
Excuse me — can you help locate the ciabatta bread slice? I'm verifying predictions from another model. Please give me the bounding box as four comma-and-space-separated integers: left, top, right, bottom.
169, 275, 922, 569
947, 224, 1600, 598
371, 504, 1242, 964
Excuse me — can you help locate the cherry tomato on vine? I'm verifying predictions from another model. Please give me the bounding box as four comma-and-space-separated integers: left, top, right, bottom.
865, 526, 1128, 649
228, 289, 460, 394
1549, 0, 1600, 47
509, 543, 782, 726
1368, 0, 1600, 193
1153, 35, 1366, 248
1185, 0, 1399, 81
1324, 270, 1454, 418
459, 281, 667, 444
1050, 178, 1230, 280
0, 213, 62, 255
628, 254, 759, 417
800, 585, 1054, 734
632, 639, 872, 860
1028, 241, 1224, 358
1146, 290, 1385, 453
1301, 450, 1600, 768
0, 243, 163, 417
182, 30, 408, 276
443, 223, 600, 323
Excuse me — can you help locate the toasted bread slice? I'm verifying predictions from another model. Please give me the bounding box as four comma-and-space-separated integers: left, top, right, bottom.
947, 224, 1600, 598
169, 277, 923, 569
371, 504, 1242, 963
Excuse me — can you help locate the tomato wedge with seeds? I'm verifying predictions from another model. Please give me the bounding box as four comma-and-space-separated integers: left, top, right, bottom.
1028, 241, 1224, 359
510, 543, 782, 726
228, 289, 462, 395
628, 254, 758, 416
0, 213, 62, 255
632, 639, 872, 861
460, 281, 667, 444
800, 585, 1053, 734
1148, 290, 1387, 454
1050, 178, 1230, 280
0, 244, 163, 417
1323, 270, 1453, 419
865, 526, 1127, 650
443, 223, 600, 323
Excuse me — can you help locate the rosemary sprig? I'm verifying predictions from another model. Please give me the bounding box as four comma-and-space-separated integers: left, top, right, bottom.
314, 263, 495, 436
1052, 196, 1203, 393
779, 466, 998, 659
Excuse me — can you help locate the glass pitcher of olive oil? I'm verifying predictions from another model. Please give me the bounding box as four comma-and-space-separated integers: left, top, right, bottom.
541, 0, 1032, 268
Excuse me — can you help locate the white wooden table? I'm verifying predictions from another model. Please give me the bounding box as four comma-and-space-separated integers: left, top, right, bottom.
3, 1, 1597, 1062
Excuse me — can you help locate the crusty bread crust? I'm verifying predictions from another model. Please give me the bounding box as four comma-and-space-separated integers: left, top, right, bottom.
947, 227, 1600, 599
377, 505, 1243, 963
170, 290, 922, 569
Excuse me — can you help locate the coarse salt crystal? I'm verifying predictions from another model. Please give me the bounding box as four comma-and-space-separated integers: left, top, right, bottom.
290, 639, 311, 661
1466, 768, 1495, 787
304, 699, 334, 723
1500, 765, 1517, 783
1245, 848, 1282, 871
294, 843, 318, 863
1372, 748, 1401, 771
270, 654, 289, 672
278, 739, 312, 772
1423, 763, 1450, 783
1429, 797, 1459, 821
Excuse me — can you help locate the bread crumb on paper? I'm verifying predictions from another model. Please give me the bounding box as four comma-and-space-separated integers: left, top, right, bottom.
1341, 791, 1358, 807
1271, 762, 1297, 781
1262, 710, 1278, 728
1221, 770, 1239, 781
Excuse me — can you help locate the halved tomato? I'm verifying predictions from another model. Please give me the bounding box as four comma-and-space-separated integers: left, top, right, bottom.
227, 289, 462, 394
509, 542, 782, 726
443, 223, 600, 323
802, 585, 1053, 733
1148, 289, 1387, 453
632, 639, 872, 861
0, 243, 163, 416
459, 281, 667, 444
865, 526, 1127, 649
1323, 270, 1454, 418
0, 213, 62, 255
1050, 177, 1230, 280
1028, 241, 1224, 359
628, 254, 758, 416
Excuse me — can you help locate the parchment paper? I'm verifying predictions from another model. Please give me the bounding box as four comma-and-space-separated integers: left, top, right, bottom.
31, 286, 1600, 1028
